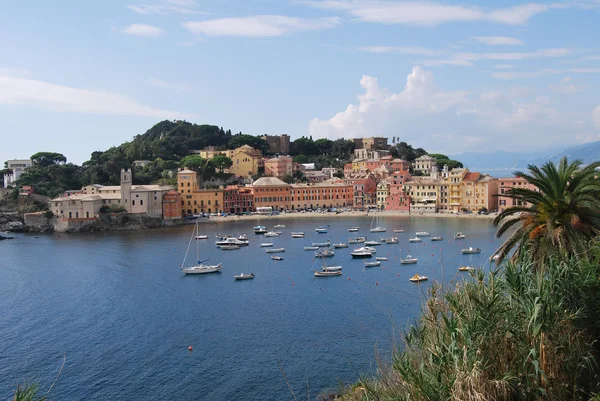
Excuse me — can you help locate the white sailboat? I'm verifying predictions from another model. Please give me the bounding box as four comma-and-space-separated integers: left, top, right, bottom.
369, 214, 386, 233
314, 251, 342, 276
181, 221, 222, 275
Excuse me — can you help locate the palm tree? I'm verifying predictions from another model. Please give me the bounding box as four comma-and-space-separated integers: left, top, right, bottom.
493, 157, 600, 266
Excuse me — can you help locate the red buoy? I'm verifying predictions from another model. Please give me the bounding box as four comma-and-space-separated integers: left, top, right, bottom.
188, 346, 193, 351
376, 282, 379, 285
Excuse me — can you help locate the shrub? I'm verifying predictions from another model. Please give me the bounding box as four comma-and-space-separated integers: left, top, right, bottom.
43, 210, 54, 219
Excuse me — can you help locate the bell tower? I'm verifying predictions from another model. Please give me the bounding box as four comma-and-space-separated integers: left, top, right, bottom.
121, 168, 132, 212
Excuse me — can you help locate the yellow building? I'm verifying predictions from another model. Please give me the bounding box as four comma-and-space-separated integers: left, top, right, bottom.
177, 169, 224, 215
351, 159, 366, 173
447, 168, 498, 213
191, 147, 233, 159
376, 180, 390, 210
229, 149, 263, 178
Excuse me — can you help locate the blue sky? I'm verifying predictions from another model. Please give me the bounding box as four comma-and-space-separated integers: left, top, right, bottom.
1, 0, 600, 165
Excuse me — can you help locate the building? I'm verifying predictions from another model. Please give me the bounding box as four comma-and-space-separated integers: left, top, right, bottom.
51, 194, 103, 220
290, 180, 353, 210
413, 155, 437, 174
353, 148, 390, 160
191, 147, 233, 159
162, 190, 182, 219
343, 164, 353, 178
403, 177, 445, 213
304, 170, 328, 183
229, 146, 264, 178
301, 163, 316, 171
353, 137, 388, 150
251, 177, 290, 211
224, 185, 254, 214
376, 180, 390, 210
264, 155, 293, 179
497, 177, 536, 212
133, 160, 151, 168
18, 186, 35, 196
321, 167, 338, 179
345, 175, 377, 210
385, 172, 412, 212
261, 134, 290, 154
177, 169, 224, 215
3, 159, 32, 188
447, 168, 499, 213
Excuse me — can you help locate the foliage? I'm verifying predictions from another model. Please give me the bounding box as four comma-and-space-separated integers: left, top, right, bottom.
12, 382, 47, 401
335, 253, 600, 401
99, 204, 127, 214
17, 163, 82, 198
493, 157, 600, 267
293, 155, 309, 164
428, 153, 463, 170
291, 137, 316, 156
227, 134, 268, 153
180, 155, 206, 171
43, 211, 54, 219
209, 155, 233, 171
390, 142, 427, 162
31, 152, 67, 167
282, 174, 294, 184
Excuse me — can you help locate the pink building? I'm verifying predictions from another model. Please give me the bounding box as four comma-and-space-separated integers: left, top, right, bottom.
497, 177, 537, 212
385, 170, 412, 211
345, 175, 377, 210
264, 155, 293, 179
389, 159, 410, 171
343, 163, 353, 178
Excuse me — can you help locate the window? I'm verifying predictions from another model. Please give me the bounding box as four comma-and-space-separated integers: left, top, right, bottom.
140, 200, 143, 206
132, 200, 135, 206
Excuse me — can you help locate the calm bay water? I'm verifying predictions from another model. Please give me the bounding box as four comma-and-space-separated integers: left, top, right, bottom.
0, 215, 501, 401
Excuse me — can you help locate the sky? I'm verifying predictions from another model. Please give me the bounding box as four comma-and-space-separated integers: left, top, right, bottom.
1, 0, 600, 165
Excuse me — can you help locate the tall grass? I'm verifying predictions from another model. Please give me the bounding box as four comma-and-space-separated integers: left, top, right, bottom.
335, 254, 600, 400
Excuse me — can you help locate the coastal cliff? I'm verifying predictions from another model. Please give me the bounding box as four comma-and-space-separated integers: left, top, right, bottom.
58, 213, 191, 233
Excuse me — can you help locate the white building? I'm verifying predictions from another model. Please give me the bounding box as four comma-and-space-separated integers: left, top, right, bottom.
413, 155, 437, 175
3, 159, 32, 188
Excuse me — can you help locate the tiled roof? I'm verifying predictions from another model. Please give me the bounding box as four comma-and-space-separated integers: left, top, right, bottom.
252, 177, 289, 186
463, 172, 481, 181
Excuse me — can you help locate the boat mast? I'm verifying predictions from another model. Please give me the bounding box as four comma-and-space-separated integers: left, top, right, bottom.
196, 220, 200, 264
182, 221, 197, 269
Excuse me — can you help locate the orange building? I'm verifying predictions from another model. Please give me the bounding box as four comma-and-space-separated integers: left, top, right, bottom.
162, 190, 182, 219
251, 177, 290, 211
224, 185, 254, 214
497, 177, 536, 212
177, 169, 224, 215
264, 155, 293, 179
290, 180, 353, 210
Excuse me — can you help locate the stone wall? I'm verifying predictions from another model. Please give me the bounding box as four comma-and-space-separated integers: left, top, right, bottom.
23, 212, 54, 233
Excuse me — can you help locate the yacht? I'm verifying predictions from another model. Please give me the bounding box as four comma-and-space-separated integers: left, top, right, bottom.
351, 247, 372, 258
369, 215, 386, 233
216, 237, 249, 247
254, 226, 267, 234
461, 247, 481, 254
400, 255, 418, 264
181, 221, 222, 275
363, 246, 377, 253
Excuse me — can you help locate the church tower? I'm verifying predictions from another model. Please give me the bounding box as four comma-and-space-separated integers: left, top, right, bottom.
121, 168, 132, 212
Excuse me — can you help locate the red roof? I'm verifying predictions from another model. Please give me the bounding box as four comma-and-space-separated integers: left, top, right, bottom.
463, 172, 481, 181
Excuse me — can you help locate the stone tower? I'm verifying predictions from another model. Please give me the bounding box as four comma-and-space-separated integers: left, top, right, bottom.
121, 168, 132, 212
442, 164, 449, 178
430, 164, 439, 179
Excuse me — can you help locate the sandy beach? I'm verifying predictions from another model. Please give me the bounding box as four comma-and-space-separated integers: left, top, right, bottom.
201, 210, 496, 225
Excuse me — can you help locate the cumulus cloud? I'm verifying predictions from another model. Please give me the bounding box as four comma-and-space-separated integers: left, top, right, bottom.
182, 15, 340, 37
123, 23, 164, 37
305, 1, 556, 26
473, 36, 523, 45
308, 66, 591, 153
0, 74, 190, 119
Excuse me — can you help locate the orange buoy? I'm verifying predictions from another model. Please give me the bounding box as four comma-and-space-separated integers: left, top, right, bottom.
188, 346, 193, 351
376, 282, 379, 285
292, 282, 294, 286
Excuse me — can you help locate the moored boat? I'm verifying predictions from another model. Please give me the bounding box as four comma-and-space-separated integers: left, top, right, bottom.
219, 244, 240, 250
382, 237, 399, 244
271, 256, 284, 261
364, 261, 380, 267
348, 227, 360, 232
458, 266, 475, 271
264, 231, 281, 237
376, 257, 388, 261
348, 236, 366, 244
315, 227, 328, 233
364, 240, 381, 246
430, 236, 443, 241
291, 232, 305, 238
409, 237, 422, 243
416, 231, 430, 237
401, 255, 418, 264
181, 221, 222, 275
273, 224, 286, 229
265, 248, 285, 253
333, 243, 348, 248
304, 246, 319, 251
393, 229, 404, 233
351, 247, 372, 258
312, 241, 331, 247
254, 226, 267, 234
315, 270, 342, 277
260, 243, 273, 247
315, 249, 335, 258
454, 232, 466, 239
195, 235, 208, 240
461, 247, 481, 254
409, 274, 428, 282
234, 273, 255, 280
216, 237, 249, 247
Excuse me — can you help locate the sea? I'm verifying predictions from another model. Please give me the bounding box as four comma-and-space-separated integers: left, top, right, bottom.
0, 215, 502, 401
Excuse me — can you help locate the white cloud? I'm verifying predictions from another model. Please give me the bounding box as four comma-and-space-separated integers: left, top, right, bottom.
571, 68, 600, 73
146, 78, 192, 92
422, 59, 474, 67
0, 74, 189, 119
549, 76, 586, 95
123, 23, 164, 37
305, 1, 556, 26
359, 46, 438, 55
182, 15, 340, 37
494, 64, 516, 69
127, 0, 203, 15
420, 48, 571, 68
473, 36, 523, 45
308, 66, 589, 153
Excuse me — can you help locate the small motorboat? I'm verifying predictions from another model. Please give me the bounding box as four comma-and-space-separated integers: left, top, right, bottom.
409, 274, 428, 282
312, 241, 331, 247
195, 235, 208, 240
348, 237, 366, 244
364, 261, 380, 267
416, 231, 430, 237
271, 256, 284, 261
315, 249, 335, 258
254, 226, 268, 234
461, 247, 481, 254
409, 237, 422, 243
333, 243, 348, 248
393, 229, 404, 233
234, 273, 255, 280
260, 243, 273, 247
304, 246, 319, 251
348, 227, 360, 232
363, 246, 377, 253
273, 224, 286, 229
370, 227, 386, 233
265, 248, 285, 253
291, 232, 305, 238
351, 248, 372, 258
430, 236, 443, 241
216, 237, 249, 246
364, 240, 381, 246
315, 269, 342, 277
264, 231, 281, 237
322, 264, 342, 272
238, 234, 248, 241
458, 266, 475, 271
382, 237, 399, 244
315, 226, 328, 233
376, 257, 388, 261
220, 244, 240, 250
401, 255, 418, 264
454, 232, 466, 239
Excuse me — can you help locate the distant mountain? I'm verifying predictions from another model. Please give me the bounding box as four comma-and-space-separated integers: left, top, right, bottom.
450, 141, 600, 176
